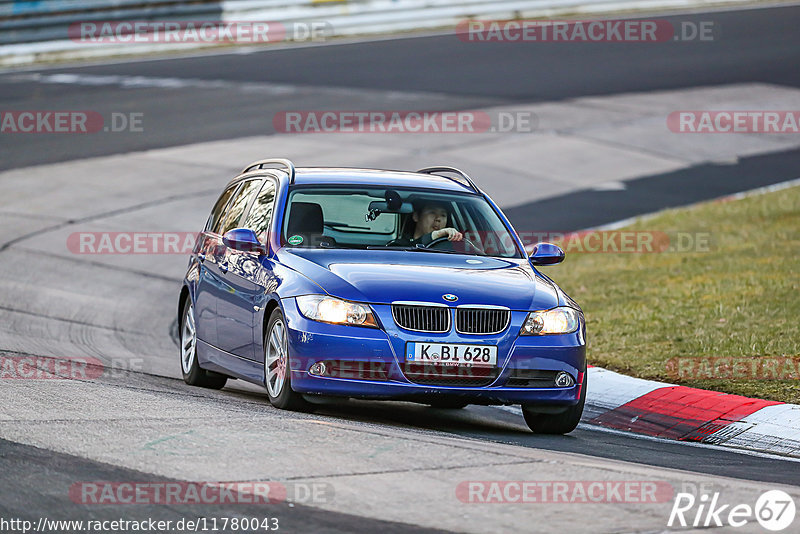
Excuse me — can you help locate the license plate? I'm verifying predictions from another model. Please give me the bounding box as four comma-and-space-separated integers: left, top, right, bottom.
406, 342, 497, 367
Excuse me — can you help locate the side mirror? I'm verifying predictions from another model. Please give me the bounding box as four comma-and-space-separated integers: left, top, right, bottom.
223, 228, 267, 255
529, 242, 565, 266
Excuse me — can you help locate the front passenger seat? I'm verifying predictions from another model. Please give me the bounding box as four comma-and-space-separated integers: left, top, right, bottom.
286, 202, 336, 247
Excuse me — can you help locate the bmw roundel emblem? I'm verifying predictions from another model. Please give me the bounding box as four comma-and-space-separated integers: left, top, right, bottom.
442, 294, 458, 302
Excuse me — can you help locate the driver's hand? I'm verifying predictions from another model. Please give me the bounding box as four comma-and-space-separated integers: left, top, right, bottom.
432, 228, 463, 241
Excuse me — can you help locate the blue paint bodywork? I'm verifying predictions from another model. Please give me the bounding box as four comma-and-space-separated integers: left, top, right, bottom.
180, 167, 586, 407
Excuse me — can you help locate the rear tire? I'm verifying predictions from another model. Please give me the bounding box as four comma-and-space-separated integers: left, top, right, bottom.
180, 299, 227, 390
264, 308, 309, 411
522, 373, 586, 435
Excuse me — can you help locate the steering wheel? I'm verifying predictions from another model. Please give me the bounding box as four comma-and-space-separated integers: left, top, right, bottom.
426, 236, 484, 254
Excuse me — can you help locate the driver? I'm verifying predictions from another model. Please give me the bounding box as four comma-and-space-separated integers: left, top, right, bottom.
392, 201, 463, 247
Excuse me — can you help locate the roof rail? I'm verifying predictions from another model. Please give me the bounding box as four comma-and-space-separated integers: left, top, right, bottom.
242, 158, 296, 180
416, 166, 479, 193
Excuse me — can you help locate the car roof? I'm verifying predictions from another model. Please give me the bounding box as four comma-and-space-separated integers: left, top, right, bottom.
289, 167, 478, 193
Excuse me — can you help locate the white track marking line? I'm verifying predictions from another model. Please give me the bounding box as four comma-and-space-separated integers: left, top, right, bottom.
2, 3, 799, 74
493, 405, 800, 463
591, 177, 800, 232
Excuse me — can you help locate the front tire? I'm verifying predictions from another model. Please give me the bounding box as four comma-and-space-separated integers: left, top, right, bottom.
264, 308, 309, 411
522, 373, 586, 435
180, 299, 227, 390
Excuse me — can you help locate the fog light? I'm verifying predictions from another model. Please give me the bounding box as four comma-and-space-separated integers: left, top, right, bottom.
555, 372, 574, 387
309, 362, 327, 377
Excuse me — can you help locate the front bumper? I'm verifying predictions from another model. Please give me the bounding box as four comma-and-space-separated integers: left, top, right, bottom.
283, 300, 586, 406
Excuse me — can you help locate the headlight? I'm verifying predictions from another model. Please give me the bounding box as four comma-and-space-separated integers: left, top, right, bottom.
520, 307, 580, 335
296, 295, 378, 328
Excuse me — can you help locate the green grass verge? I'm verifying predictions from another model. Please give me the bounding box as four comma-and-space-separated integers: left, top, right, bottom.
545, 185, 800, 403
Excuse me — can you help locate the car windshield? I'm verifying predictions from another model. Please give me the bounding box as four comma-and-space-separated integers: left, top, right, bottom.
281, 186, 523, 258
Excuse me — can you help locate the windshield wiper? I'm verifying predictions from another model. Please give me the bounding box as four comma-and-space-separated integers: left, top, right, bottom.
407, 247, 465, 255
366, 245, 466, 255
325, 222, 372, 230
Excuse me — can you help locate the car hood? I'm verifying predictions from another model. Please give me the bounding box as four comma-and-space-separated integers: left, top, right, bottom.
276, 248, 559, 311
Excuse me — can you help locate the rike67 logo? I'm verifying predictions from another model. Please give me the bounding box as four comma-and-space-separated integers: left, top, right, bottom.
668, 489, 796, 531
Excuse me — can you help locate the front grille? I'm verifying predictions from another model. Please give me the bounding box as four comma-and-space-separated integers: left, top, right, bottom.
392, 304, 450, 333
402, 363, 499, 387
505, 369, 558, 388
456, 307, 510, 334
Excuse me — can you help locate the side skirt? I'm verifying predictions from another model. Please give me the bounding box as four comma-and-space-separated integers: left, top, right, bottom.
197, 339, 264, 386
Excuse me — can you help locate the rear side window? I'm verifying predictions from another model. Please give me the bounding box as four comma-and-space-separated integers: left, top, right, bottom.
215, 179, 262, 235
206, 184, 238, 233
243, 180, 277, 242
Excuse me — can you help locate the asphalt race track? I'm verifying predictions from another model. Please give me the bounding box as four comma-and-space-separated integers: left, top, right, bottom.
1, 4, 799, 533
2, 5, 800, 171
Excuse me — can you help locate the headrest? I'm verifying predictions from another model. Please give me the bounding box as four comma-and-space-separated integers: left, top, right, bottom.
287, 202, 324, 236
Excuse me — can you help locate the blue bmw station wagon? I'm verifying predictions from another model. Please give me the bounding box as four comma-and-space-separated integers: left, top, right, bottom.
178, 159, 586, 434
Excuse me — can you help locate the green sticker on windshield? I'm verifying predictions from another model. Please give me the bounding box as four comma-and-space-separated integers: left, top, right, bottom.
288, 235, 303, 246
